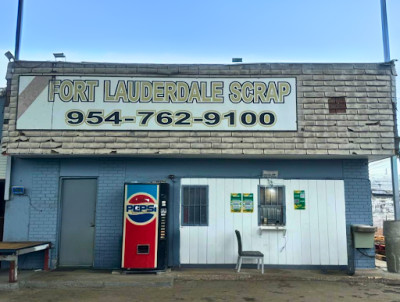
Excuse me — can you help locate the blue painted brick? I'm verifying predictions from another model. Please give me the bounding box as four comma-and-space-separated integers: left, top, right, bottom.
14, 159, 60, 269
93, 160, 126, 268
343, 159, 375, 269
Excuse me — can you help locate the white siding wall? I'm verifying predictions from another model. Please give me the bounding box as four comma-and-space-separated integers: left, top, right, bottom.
180, 178, 347, 265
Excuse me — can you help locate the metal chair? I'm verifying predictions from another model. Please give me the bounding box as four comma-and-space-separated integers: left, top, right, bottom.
235, 230, 264, 274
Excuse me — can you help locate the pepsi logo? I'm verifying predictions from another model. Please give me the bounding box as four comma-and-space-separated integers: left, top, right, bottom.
126, 193, 158, 225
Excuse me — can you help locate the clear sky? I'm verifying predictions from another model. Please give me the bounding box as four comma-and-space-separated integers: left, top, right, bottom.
0, 0, 399, 177
0, 0, 399, 88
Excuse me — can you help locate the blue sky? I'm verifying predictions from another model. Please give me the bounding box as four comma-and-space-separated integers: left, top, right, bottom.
0, 0, 399, 177
0, 0, 399, 88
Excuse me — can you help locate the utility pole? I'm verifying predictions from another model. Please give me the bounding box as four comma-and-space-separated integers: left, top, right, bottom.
380, 0, 400, 220
15, 0, 24, 60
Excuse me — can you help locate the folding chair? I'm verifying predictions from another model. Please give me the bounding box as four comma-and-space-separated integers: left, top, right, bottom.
235, 230, 264, 274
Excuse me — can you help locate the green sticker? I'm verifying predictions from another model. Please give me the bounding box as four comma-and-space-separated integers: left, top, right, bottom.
242, 193, 254, 213
294, 190, 305, 210
230, 193, 242, 213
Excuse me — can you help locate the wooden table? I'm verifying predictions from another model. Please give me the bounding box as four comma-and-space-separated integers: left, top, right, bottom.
0, 241, 51, 283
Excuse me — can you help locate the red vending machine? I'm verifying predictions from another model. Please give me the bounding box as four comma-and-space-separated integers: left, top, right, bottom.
122, 183, 168, 271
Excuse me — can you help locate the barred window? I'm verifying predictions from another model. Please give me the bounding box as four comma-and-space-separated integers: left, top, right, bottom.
181, 185, 208, 226
259, 186, 285, 226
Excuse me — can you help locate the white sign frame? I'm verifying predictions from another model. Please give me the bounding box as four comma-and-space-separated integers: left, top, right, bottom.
16, 76, 297, 131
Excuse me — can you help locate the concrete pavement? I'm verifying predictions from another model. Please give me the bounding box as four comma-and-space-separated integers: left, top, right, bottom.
0, 260, 399, 290
2, 279, 400, 302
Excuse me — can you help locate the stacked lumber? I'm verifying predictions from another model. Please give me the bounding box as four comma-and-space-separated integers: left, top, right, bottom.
375, 235, 386, 261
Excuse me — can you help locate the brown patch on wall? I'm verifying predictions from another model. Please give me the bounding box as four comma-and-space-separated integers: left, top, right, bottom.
328, 97, 346, 114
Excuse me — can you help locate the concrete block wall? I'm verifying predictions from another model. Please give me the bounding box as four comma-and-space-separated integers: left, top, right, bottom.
6, 159, 60, 269
94, 161, 126, 268
1, 61, 397, 158
29, 160, 60, 267
372, 195, 394, 235
343, 159, 375, 268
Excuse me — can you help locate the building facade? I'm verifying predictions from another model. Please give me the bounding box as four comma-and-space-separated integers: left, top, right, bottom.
1, 61, 397, 270
0, 89, 7, 242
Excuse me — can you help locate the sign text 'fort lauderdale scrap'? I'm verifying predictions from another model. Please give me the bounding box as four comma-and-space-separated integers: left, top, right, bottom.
17, 76, 297, 131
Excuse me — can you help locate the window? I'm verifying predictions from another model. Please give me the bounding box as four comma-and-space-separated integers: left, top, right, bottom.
181, 185, 208, 226
259, 186, 285, 226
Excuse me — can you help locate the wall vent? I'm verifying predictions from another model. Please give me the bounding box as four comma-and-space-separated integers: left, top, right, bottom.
328, 97, 346, 114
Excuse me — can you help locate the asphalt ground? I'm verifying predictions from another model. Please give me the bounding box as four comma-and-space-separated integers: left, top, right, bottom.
1, 279, 400, 302
1, 260, 399, 301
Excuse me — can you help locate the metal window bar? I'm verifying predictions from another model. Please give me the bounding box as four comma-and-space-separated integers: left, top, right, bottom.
259, 186, 285, 226
182, 185, 208, 226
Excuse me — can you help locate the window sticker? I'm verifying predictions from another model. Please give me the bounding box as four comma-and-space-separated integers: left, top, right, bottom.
242, 193, 254, 213
230, 193, 242, 213
294, 190, 305, 210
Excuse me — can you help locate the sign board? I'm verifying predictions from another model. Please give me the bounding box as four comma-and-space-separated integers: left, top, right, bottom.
242, 193, 254, 213
294, 190, 305, 210
16, 76, 297, 131
262, 170, 279, 178
230, 193, 242, 213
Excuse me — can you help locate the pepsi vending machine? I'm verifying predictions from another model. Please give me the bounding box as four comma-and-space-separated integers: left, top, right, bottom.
122, 183, 168, 271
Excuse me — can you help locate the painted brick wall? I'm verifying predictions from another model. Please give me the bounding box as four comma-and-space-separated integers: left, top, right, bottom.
1, 61, 396, 158
94, 160, 126, 268
15, 159, 60, 269
343, 159, 375, 269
